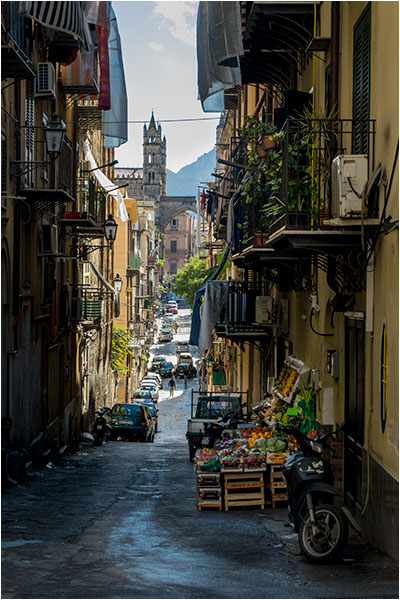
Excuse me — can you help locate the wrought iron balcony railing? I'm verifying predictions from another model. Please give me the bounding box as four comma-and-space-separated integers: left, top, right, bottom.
1, 1, 34, 78
232, 118, 376, 252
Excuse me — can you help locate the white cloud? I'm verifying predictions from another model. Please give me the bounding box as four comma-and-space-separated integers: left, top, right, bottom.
148, 41, 164, 52
153, 1, 197, 48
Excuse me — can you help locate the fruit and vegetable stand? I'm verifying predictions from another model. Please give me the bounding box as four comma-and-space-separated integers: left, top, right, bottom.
193, 355, 319, 512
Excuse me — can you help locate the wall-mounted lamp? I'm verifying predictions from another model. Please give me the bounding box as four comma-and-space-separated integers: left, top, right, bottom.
10, 112, 66, 176
104, 214, 118, 242
113, 273, 123, 293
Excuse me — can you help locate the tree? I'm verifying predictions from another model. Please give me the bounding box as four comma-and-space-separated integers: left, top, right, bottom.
111, 327, 132, 375
173, 255, 209, 307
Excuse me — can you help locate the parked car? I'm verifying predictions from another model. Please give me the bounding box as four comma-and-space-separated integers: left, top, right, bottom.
139, 382, 159, 402
151, 356, 166, 371
110, 403, 155, 442
132, 390, 153, 402
159, 328, 173, 343
142, 374, 162, 389
174, 363, 197, 379
168, 306, 178, 314
138, 399, 159, 433
176, 341, 189, 355
159, 361, 174, 378
178, 352, 193, 366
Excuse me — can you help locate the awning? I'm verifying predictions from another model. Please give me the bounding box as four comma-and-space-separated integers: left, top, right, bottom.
124, 198, 138, 225
197, 1, 243, 112
82, 140, 128, 221
19, 1, 90, 49
102, 7, 128, 148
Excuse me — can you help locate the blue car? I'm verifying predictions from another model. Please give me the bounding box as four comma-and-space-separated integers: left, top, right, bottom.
110, 403, 155, 442
138, 399, 159, 433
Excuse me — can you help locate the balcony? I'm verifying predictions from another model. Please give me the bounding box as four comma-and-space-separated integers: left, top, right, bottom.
61, 48, 99, 95
215, 280, 277, 340
60, 175, 106, 237
230, 118, 378, 293
127, 252, 141, 274
1, 2, 34, 79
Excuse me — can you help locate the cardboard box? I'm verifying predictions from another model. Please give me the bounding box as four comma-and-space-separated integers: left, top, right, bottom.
266, 452, 289, 465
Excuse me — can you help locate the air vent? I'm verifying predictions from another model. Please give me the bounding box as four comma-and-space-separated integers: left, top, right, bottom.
35, 63, 56, 97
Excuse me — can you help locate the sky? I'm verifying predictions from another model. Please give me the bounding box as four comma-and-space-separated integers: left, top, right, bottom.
113, 1, 219, 173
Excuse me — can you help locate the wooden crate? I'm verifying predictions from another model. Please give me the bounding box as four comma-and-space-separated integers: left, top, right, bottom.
270, 466, 288, 508
196, 472, 222, 511
224, 472, 265, 511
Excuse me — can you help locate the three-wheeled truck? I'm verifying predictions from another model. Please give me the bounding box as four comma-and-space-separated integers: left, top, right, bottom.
186, 390, 247, 460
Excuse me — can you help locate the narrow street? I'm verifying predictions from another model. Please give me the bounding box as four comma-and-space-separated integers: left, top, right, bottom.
1, 313, 397, 600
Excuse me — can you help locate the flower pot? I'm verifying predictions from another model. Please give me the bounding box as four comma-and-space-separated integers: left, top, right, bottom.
253, 233, 269, 246
318, 208, 330, 224
286, 211, 311, 230
260, 134, 276, 150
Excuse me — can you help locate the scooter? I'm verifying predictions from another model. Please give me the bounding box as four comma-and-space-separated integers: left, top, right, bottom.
92, 407, 112, 446
281, 421, 351, 563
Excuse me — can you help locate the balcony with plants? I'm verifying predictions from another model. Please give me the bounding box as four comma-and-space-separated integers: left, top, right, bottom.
230, 115, 377, 291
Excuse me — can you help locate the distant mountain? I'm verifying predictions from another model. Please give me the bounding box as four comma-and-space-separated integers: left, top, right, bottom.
166, 147, 216, 197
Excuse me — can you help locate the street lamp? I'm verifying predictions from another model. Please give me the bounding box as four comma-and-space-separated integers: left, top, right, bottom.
10, 112, 67, 176
104, 214, 118, 242
113, 273, 123, 292
43, 112, 66, 159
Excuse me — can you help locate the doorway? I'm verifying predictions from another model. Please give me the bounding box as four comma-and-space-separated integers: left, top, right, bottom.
344, 315, 365, 519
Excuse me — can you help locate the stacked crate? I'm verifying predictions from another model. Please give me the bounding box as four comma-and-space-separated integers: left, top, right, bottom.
223, 471, 265, 511
196, 472, 222, 510
269, 466, 288, 508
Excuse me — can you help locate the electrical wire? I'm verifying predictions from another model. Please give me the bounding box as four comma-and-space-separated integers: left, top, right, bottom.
309, 308, 334, 337
27, 116, 222, 127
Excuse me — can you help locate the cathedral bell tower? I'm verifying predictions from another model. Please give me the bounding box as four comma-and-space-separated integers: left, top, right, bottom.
143, 111, 166, 208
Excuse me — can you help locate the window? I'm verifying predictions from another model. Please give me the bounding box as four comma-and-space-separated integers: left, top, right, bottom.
170, 263, 177, 275
170, 240, 177, 253
352, 4, 371, 154
148, 153, 152, 164
380, 324, 387, 433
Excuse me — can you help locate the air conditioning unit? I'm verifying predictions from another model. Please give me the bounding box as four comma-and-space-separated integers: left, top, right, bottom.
331, 155, 368, 218
70, 297, 82, 321
35, 63, 56, 97
255, 296, 276, 325
39, 224, 58, 254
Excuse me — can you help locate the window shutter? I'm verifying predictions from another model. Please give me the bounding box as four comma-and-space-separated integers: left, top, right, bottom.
352, 5, 371, 154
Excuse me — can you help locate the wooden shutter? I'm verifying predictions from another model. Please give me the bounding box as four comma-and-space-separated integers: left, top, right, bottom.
352, 4, 371, 154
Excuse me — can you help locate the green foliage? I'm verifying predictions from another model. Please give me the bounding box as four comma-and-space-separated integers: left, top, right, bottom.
155, 258, 165, 268
111, 327, 131, 375
172, 255, 208, 307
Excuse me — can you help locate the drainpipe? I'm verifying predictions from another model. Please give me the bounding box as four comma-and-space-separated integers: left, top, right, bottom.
330, 2, 340, 117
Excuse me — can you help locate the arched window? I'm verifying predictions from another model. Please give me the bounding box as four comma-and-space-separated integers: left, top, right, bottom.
148, 153, 152, 164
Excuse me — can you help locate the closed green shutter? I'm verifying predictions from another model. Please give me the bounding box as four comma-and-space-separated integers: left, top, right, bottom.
352, 4, 371, 154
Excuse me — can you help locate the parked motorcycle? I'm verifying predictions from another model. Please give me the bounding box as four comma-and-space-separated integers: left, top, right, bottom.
281, 421, 351, 563
92, 407, 112, 446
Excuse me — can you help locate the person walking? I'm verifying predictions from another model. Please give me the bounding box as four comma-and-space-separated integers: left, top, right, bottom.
168, 377, 176, 397
184, 370, 188, 390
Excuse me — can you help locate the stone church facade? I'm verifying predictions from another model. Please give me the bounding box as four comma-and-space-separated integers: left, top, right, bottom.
114, 113, 196, 278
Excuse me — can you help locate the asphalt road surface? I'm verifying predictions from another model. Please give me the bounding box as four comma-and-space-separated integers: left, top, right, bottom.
2, 310, 398, 599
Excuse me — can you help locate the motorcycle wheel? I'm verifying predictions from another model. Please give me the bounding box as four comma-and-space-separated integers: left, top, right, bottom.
93, 434, 103, 447
299, 504, 348, 563
103, 429, 111, 443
